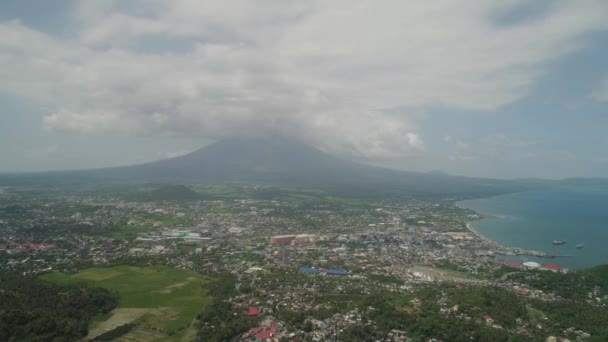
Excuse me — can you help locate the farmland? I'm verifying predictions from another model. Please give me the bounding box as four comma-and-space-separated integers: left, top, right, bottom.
41, 265, 211, 341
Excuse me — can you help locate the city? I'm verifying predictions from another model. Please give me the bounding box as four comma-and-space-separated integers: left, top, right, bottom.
1, 185, 606, 341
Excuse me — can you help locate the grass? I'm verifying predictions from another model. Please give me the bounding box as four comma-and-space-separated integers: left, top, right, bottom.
282, 192, 377, 207
107, 225, 156, 240
526, 305, 546, 324
41, 265, 210, 336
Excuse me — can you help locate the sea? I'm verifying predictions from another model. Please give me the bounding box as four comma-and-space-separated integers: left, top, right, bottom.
457, 190, 608, 270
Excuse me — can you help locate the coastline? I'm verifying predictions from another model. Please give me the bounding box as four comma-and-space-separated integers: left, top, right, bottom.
458, 196, 564, 259
465, 217, 565, 259
466, 221, 492, 245
457, 190, 608, 270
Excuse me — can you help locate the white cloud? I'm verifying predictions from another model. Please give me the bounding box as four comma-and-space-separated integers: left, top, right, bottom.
1, 1, 608, 159
157, 149, 191, 159
43, 109, 123, 133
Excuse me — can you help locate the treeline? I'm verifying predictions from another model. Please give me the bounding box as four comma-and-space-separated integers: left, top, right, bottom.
0, 272, 118, 341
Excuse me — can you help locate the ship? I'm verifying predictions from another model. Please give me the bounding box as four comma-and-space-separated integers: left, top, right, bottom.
576, 243, 584, 249
552, 240, 567, 245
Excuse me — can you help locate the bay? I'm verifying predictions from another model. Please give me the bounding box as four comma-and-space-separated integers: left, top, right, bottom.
457, 190, 608, 270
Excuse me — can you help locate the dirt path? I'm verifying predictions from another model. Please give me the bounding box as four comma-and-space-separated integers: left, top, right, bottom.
158, 277, 196, 294
87, 308, 150, 340
180, 318, 198, 342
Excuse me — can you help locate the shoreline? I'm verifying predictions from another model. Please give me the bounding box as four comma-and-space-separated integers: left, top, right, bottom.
458, 197, 570, 259
465, 220, 567, 259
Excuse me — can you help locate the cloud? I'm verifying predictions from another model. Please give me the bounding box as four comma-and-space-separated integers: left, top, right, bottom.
445, 133, 582, 165
446, 133, 532, 161
1, 1, 608, 159
592, 156, 608, 164
24, 144, 60, 159
157, 149, 191, 159
592, 78, 608, 102
43, 109, 123, 133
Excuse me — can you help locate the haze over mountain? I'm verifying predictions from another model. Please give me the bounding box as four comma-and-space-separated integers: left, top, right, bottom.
0, 137, 532, 198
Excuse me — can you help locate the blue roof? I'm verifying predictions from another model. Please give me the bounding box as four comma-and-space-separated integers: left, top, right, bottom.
299, 267, 320, 274
326, 269, 347, 276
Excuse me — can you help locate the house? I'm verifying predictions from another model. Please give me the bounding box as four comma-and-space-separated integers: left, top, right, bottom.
299, 267, 320, 275
499, 260, 523, 269
244, 306, 260, 316
541, 264, 562, 272
326, 269, 347, 276
253, 324, 282, 341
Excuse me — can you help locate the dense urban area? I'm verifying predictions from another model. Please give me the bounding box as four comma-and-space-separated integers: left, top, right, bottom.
1, 184, 607, 342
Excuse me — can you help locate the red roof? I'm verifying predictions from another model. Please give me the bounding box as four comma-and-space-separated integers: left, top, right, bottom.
542, 264, 562, 271
499, 260, 522, 268
243, 306, 259, 316
254, 324, 280, 340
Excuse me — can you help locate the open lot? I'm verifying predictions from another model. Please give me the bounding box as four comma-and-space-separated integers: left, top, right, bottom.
409, 265, 486, 284
41, 265, 210, 340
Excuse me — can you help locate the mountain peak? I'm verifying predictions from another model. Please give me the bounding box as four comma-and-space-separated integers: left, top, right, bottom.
161, 136, 355, 180
0, 136, 527, 199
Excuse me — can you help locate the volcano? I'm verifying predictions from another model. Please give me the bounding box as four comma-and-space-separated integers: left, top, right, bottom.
0, 136, 526, 198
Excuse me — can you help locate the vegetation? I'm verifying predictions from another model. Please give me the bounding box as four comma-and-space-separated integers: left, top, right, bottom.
41, 265, 211, 337
0, 272, 117, 342
197, 273, 257, 341
535, 300, 608, 340
107, 224, 155, 240
583, 264, 608, 287
128, 184, 205, 201
502, 264, 608, 300
92, 323, 134, 341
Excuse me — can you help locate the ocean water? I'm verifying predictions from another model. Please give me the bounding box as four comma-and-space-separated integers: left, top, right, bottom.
457, 191, 608, 270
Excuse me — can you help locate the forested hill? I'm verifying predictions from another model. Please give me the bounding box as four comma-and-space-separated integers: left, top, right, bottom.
0, 272, 117, 341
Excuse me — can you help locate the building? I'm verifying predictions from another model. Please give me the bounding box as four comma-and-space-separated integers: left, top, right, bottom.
522, 261, 541, 269
498, 260, 523, 269
293, 234, 317, 244
269, 235, 296, 245
299, 267, 320, 275
243, 307, 260, 316
326, 269, 348, 276
229, 227, 245, 234
541, 264, 562, 272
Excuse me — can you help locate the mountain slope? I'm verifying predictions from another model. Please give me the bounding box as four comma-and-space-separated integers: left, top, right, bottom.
0, 137, 530, 198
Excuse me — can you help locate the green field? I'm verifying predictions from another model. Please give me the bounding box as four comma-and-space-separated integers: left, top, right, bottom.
108, 224, 156, 240
41, 265, 210, 339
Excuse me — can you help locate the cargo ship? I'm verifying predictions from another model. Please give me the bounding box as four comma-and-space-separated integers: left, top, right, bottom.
552, 240, 567, 245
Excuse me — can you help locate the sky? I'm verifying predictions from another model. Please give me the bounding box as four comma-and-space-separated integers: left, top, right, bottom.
1, 0, 607, 179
